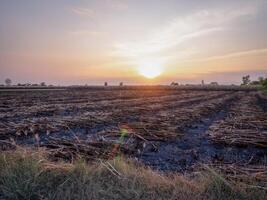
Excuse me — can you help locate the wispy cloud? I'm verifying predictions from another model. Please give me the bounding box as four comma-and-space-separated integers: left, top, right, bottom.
71, 7, 95, 17
192, 48, 267, 62
112, 5, 259, 63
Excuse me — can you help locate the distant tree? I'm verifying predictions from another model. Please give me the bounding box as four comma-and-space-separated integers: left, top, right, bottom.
241, 75, 250, 85
40, 82, 46, 87
104, 82, 108, 87
5, 78, 12, 86
258, 77, 264, 84
170, 82, 179, 86
210, 82, 219, 86
119, 82, 123, 86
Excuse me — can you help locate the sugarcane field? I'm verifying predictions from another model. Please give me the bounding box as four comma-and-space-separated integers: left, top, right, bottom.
0, 87, 266, 185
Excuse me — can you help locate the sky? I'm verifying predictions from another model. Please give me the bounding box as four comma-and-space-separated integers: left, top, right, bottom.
0, 0, 267, 85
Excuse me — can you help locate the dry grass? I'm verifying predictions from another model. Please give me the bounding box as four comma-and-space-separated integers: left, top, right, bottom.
0, 149, 266, 200
208, 94, 267, 147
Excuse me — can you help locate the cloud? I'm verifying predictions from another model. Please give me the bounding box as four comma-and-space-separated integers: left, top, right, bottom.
112, 4, 259, 63
192, 48, 267, 62
71, 7, 95, 17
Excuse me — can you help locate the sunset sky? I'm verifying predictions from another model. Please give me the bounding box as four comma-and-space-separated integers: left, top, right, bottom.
0, 0, 267, 85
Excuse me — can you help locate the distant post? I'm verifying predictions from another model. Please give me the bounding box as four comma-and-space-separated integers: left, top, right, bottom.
104, 82, 108, 87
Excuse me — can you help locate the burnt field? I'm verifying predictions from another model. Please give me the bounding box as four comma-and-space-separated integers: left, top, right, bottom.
0, 87, 266, 181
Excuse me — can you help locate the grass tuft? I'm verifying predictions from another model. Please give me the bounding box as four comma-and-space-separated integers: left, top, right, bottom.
0, 149, 265, 200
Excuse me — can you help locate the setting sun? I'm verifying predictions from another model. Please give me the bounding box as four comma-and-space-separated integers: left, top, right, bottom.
137, 61, 163, 79
138, 66, 162, 79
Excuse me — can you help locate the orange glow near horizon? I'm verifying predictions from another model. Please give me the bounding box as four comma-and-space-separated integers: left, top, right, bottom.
0, 1, 267, 85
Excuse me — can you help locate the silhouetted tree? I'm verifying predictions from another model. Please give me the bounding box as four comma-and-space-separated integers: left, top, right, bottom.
170, 82, 179, 86
5, 78, 12, 86
241, 75, 250, 85
40, 82, 46, 86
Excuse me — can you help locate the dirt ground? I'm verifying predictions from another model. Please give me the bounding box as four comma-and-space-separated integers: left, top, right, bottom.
0, 87, 266, 179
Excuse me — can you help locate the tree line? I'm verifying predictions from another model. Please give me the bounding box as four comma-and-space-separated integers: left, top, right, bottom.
2, 78, 49, 87
241, 75, 267, 89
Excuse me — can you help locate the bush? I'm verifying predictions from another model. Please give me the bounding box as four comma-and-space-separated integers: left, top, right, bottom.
261, 78, 267, 90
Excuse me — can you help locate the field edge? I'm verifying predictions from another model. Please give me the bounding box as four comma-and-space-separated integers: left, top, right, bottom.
0, 148, 266, 200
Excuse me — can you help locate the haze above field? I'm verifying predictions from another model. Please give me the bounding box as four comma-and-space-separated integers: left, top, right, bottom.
0, 0, 267, 85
